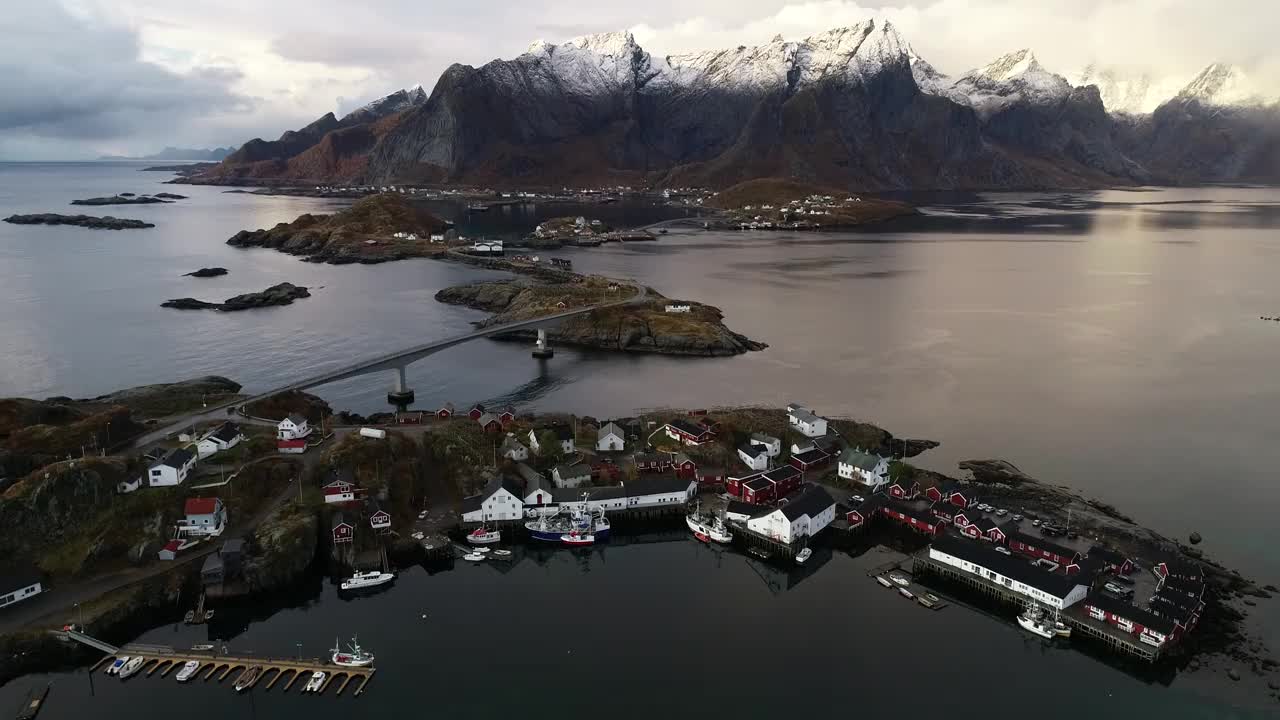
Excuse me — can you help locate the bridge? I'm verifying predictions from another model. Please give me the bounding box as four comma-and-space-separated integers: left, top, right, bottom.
133, 282, 646, 447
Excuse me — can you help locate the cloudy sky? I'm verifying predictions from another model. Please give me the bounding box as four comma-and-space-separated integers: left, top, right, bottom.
2, 0, 1275, 160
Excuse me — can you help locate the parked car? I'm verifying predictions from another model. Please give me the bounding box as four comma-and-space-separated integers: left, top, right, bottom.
996, 509, 1008, 517
1032, 519, 1041, 527
1104, 582, 1134, 596
1012, 514, 1023, 521
1112, 574, 1136, 586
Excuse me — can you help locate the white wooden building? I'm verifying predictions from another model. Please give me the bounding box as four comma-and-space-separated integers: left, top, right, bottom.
749, 433, 781, 457
596, 422, 625, 452
837, 448, 891, 490
786, 404, 828, 438
148, 448, 196, 487
460, 477, 525, 523
929, 534, 1091, 610
196, 422, 243, 459
529, 425, 576, 455
737, 443, 770, 471
624, 475, 697, 509
501, 434, 529, 462
552, 463, 592, 489
277, 414, 311, 441
179, 497, 227, 537
745, 484, 836, 545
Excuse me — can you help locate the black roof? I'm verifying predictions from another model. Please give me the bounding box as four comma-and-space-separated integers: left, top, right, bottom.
929, 501, 956, 515
220, 538, 244, 555
553, 486, 628, 503
778, 484, 835, 521
546, 424, 575, 440
855, 495, 886, 514
201, 554, 224, 574
1149, 592, 1199, 621
886, 499, 940, 526
726, 500, 759, 516
209, 422, 241, 443
931, 533, 1089, 599
1086, 544, 1128, 566
158, 447, 194, 469
626, 474, 693, 497
744, 477, 775, 491
0, 562, 41, 592
1157, 557, 1203, 579
459, 495, 484, 514
1084, 592, 1176, 635
332, 511, 349, 528
1008, 530, 1081, 560
738, 443, 769, 458
1160, 575, 1205, 598
973, 517, 1004, 533
792, 448, 829, 465
486, 475, 525, 499
764, 466, 800, 483
668, 419, 706, 436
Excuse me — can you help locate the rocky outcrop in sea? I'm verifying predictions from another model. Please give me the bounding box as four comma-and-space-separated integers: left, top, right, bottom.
3, 214, 155, 229
70, 195, 170, 206
162, 282, 311, 311
183, 267, 228, 277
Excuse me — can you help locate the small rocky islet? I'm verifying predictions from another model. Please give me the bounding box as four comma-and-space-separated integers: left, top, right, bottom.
182, 267, 228, 278
3, 213, 155, 230
71, 195, 170, 206
161, 282, 310, 311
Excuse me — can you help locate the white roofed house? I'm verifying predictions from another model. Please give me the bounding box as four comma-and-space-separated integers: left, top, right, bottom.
501, 434, 529, 462
737, 443, 770, 472
148, 448, 196, 487
786, 404, 828, 438
746, 484, 836, 545
460, 477, 526, 524
837, 448, 891, 491
596, 422, 625, 452
196, 422, 243, 459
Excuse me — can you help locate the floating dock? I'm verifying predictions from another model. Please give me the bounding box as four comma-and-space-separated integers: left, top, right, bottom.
100, 648, 375, 696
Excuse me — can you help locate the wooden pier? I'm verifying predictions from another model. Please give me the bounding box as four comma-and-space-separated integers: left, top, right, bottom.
100, 647, 375, 697
912, 553, 1160, 662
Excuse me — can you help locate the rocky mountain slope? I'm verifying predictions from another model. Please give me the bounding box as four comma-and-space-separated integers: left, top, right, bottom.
196, 24, 1280, 188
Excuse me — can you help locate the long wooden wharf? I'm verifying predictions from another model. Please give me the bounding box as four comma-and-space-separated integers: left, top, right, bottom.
98, 647, 376, 696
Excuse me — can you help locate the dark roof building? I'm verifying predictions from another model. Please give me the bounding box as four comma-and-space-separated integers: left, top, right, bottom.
777, 484, 835, 521
158, 447, 195, 469
208, 422, 241, 443
1084, 592, 1177, 635
626, 474, 694, 496
931, 533, 1092, 601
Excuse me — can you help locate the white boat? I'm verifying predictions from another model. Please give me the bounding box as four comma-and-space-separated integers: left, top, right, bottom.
304, 671, 326, 693
889, 573, 910, 587
117, 656, 145, 679
875, 575, 893, 588
463, 552, 486, 562
1053, 620, 1072, 638
233, 666, 261, 692
561, 531, 595, 547
471, 546, 491, 554
191, 644, 214, 651
795, 547, 813, 565
898, 587, 915, 599
106, 656, 128, 675
685, 513, 733, 544
467, 527, 501, 545
492, 549, 512, 558
1017, 608, 1056, 639
340, 570, 395, 591
331, 637, 375, 668
175, 660, 200, 682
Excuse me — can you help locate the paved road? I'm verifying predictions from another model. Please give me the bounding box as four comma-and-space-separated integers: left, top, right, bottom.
131, 284, 646, 450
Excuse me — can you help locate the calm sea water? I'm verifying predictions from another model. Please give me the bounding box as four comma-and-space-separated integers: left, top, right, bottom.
2, 163, 1279, 715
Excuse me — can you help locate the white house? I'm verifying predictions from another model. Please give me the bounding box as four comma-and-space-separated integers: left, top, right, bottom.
551, 463, 592, 489
460, 477, 525, 523
196, 422, 243, 459
929, 534, 1090, 611
837, 448, 891, 490
518, 464, 554, 506
664, 304, 692, 313
501, 434, 529, 462
745, 485, 836, 545
179, 497, 227, 537
625, 474, 696, 509
786, 404, 828, 438
323, 477, 358, 504
277, 414, 311, 441
749, 433, 781, 457
116, 477, 142, 494
596, 422, 625, 452
737, 443, 770, 471
0, 565, 43, 609
529, 425, 575, 455
148, 448, 196, 487
553, 486, 629, 514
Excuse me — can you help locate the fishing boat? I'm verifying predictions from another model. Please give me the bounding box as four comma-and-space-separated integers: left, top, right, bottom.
526, 512, 573, 542
331, 637, 375, 668
1053, 619, 1072, 638
175, 660, 200, 682
304, 671, 326, 693
340, 569, 395, 591
183, 610, 195, 624
467, 526, 501, 545
685, 511, 732, 544
15, 683, 50, 720
106, 657, 128, 675
463, 552, 486, 562
466, 203, 490, 212
233, 666, 261, 692
875, 575, 893, 588
117, 656, 145, 679
203, 610, 215, 621
1017, 607, 1056, 639
747, 547, 770, 560
795, 547, 813, 565
561, 530, 594, 547
898, 587, 915, 599
470, 546, 490, 554
889, 573, 910, 587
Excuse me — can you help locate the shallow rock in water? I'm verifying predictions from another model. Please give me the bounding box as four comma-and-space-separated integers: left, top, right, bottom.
162, 282, 310, 311
3, 213, 155, 230
153, 192, 188, 199
71, 195, 169, 206
1228, 668, 1242, 681
183, 267, 228, 278
1190, 531, 1203, 545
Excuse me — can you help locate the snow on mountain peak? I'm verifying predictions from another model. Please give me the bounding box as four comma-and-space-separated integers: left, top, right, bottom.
1071, 64, 1187, 114
569, 30, 639, 56
976, 49, 1042, 82
342, 86, 429, 124
1177, 62, 1268, 107
946, 48, 1071, 115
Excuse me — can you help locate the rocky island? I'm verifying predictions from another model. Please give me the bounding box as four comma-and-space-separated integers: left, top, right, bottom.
703, 179, 917, 230
226, 193, 449, 263
3, 213, 155, 230
183, 267, 228, 277
70, 195, 171, 206
162, 282, 311, 311
435, 277, 766, 356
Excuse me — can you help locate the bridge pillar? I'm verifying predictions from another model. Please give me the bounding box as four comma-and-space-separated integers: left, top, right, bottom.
532, 328, 554, 359
387, 365, 414, 409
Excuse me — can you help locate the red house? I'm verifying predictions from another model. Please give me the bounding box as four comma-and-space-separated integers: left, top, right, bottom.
972, 517, 1007, 543
1007, 531, 1080, 565
436, 402, 455, 419
1153, 559, 1203, 584
788, 448, 830, 473
930, 502, 958, 524
397, 411, 424, 424
959, 522, 983, 539
948, 489, 978, 509
468, 403, 486, 421
924, 483, 952, 504
663, 420, 715, 446
697, 467, 726, 486
1086, 545, 1134, 575
881, 501, 945, 535
633, 452, 669, 473
670, 453, 698, 479
985, 522, 1010, 545
323, 477, 361, 504
888, 478, 920, 500
368, 504, 391, 532
477, 413, 502, 433
1084, 593, 1182, 648
498, 407, 516, 426
952, 509, 980, 528
331, 512, 354, 544
742, 476, 777, 504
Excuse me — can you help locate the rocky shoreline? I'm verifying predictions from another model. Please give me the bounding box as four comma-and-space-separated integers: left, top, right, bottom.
162, 282, 310, 311
71, 195, 170, 206
3, 213, 155, 230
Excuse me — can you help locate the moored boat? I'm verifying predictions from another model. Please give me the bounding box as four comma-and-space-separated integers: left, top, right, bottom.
795, 547, 813, 565
1017, 608, 1056, 639
898, 587, 915, 599
340, 569, 395, 591
15, 683, 50, 720
304, 671, 326, 693
561, 530, 594, 547
175, 660, 200, 682
492, 549, 512, 558
233, 666, 261, 692
191, 644, 214, 651
467, 527, 501, 545
875, 575, 893, 588
1053, 620, 1072, 638
685, 513, 732, 544
106, 657, 128, 675
117, 656, 145, 679
463, 552, 486, 562
889, 573, 910, 587
331, 637, 375, 668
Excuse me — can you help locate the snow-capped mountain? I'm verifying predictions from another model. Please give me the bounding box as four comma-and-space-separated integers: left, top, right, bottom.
1175, 63, 1271, 107
946, 50, 1072, 115
1071, 65, 1178, 114
342, 86, 429, 125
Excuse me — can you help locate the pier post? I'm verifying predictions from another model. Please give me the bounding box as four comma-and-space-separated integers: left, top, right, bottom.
386, 364, 415, 409
532, 328, 554, 359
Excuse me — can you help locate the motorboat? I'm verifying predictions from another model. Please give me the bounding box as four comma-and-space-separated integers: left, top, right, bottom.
117, 656, 145, 679
685, 512, 732, 544
175, 660, 201, 682
233, 666, 262, 692
191, 644, 214, 651
561, 531, 595, 547
898, 588, 915, 599
470, 546, 491, 554
463, 552, 486, 562
331, 637, 375, 668
1017, 607, 1056, 639
341, 570, 395, 591
304, 671, 326, 693
183, 610, 195, 624
204, 610, 215, 621
467, 527, 501, 545
923, 593, 941, 604
875, 576, 893, 588
889, 573, 910, 587
492, 549, 513, 558
795, 547, 813, 565
918, 597, 935, 608
106, 656, 128, 675
1053, 620, 1072, 638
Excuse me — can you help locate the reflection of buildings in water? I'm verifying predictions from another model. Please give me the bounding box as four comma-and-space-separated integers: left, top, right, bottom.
742, 546, 831, 595
205, 572, 325, 642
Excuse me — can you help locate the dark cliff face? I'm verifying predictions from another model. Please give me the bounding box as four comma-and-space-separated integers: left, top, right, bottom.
225, 113, 340, 165
1119, 99, 1280, 183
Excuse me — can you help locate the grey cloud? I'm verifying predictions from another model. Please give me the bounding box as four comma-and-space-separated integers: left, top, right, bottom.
269, 31, 430, 67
